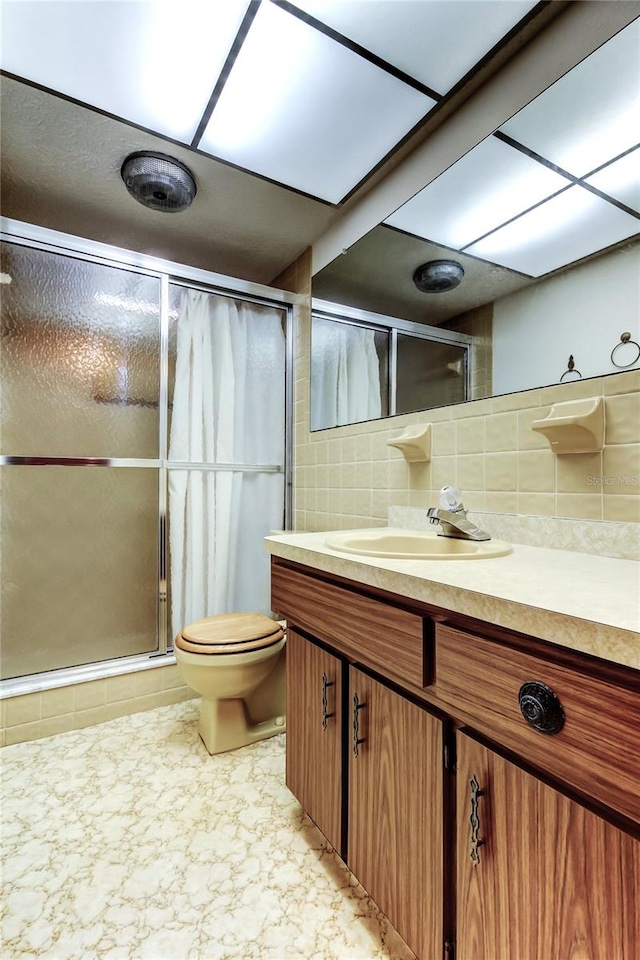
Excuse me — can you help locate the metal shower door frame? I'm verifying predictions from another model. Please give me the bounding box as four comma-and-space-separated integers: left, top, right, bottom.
0, 218, 295, 697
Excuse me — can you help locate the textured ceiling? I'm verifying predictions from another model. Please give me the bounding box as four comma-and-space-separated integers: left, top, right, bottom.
0, 0, 548, 286
0, 76, 337, 284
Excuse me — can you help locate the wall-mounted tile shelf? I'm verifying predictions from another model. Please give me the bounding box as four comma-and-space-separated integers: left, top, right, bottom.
386, 424, 432, 462
531, 396, 604, 454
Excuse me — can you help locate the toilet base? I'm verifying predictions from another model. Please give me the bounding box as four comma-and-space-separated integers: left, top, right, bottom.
198, 697, 286, 755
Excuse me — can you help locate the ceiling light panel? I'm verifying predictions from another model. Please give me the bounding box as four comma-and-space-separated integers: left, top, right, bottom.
0, 0, 252, 143
385, 136, 569, 248
465, 186, 640, 277
586, 149, 640, 215
289, 0, 538, 93
499, 19, 640, 177
197, 1, 434, 203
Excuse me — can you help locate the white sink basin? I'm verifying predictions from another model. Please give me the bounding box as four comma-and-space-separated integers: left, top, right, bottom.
325, 528, 512, 560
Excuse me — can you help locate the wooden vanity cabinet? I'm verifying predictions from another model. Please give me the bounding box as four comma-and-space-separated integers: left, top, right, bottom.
273, 558, 640, 960
285, 629, 343, 853
281, 623, 443, 959
348, 667, 443, 960
456, 732, 640, 960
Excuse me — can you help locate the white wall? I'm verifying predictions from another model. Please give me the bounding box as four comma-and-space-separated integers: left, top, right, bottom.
493, 242, 640, 395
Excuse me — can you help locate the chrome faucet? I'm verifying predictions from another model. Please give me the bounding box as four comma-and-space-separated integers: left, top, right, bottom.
427, 486, 491, 541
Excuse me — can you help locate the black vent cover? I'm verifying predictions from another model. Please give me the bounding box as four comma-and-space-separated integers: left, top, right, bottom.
121, 152, 197, 213
413, 260, 465, 293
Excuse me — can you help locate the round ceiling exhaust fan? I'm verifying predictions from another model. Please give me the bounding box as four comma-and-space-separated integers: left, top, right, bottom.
121, 151, 197, 213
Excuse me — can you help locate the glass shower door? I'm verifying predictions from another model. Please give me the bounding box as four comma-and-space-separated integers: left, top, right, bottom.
0, 241, 162, 679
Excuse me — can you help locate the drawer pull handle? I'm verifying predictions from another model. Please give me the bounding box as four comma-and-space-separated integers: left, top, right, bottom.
321, 673, 335, 730
469, 775, 484, 866
518, 681, 565, 734
352, 693, 366, 757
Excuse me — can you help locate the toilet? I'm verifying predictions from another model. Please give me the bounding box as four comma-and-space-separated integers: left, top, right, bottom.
174, 612, 286, 755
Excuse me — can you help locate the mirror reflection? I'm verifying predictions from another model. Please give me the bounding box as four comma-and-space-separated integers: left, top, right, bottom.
311, 18, 640, 430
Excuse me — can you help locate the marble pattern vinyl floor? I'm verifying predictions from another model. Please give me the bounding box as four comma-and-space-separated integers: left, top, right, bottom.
1, 700, 415, 960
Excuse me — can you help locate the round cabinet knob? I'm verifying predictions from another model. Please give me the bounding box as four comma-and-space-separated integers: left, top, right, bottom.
518, 681, 565, 734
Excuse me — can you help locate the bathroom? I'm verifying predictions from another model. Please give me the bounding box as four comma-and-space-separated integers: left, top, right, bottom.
1, 1, 639, 958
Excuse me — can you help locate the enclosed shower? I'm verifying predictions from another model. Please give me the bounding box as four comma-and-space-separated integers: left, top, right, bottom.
0, 222, 292, 693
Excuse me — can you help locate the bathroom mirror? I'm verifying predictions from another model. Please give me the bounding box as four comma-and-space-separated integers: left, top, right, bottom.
310, 17, 640, 430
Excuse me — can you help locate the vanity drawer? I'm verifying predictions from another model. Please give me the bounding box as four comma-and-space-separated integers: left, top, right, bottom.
271, 561, 428, 689
436, 624, 640, 825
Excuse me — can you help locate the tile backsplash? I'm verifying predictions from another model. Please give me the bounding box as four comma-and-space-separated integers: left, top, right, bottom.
294, 302, 640, 531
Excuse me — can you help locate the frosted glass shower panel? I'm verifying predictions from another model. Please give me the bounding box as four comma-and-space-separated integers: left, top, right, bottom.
0, 465, 159, 679
0, 242, 161, 458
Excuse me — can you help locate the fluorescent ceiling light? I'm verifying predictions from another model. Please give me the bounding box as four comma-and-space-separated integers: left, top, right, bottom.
465, 186, 640, 277
0, 0, 251, 143
500, 19, 640, 177
385, 136, 568, 248
290, 0, 538, 94
586, 150, 640, 215
198, 1, 434, 202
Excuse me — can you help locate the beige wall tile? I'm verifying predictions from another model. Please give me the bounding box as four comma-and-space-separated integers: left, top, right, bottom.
5, 692, 41, 727
557, 452, 603, 494
457, 454, 485, 491
355, 461, 372, 488
431, 456, 457, 491
354, 489, 372, 517
604, 393, 640, 445
409, 462, 431, 492
518, 407, 551, 450
518, 450, 556, 493
408, 488, 431, 508
372, 489, 391, 519
74, 679, 106, 711
484, 492, 518, 514
517, 493, 557, 516
162, 665, 187, 690
602, 445, 640, 495
341, 463, 356, 488
4, 721, 41, 746
451, 398, 492, 419
41, 686, 75, 719
603, 369, 640, 395
541, 378, 604, 405
355, 433, 372, 460
491, 389, 542, 413
135, 668, 165, 697
106, 673, 138, 704
485, 453, 517, 491
431, 421, 456, 456
603, 495, 640, 522
556, 494, 603, 520
40, 714, 78, 739
463, 491, 486, 511
456, 418, 485, 454
485, 412, 517, 452
388, 459, 408, 490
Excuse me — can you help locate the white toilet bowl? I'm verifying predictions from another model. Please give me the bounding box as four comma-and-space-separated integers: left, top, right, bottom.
174, 613, 286, 755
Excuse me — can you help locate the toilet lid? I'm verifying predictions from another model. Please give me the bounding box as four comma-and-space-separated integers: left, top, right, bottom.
175, 613, 284, 655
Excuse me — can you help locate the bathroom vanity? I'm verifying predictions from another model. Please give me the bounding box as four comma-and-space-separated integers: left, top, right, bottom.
266, 531, 640, 960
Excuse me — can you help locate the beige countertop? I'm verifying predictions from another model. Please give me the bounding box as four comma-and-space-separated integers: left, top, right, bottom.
265, 529, 640, 671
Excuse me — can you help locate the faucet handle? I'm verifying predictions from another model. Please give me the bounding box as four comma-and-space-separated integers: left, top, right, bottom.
439, 485, 464, 513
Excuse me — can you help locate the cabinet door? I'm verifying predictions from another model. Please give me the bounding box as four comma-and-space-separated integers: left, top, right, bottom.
285, 629, 342, 852
349, 668, 443, 960
457, 732, 640, 960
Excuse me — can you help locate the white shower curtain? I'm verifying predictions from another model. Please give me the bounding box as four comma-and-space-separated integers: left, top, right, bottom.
311, 320, 381, 430
168, 289, 285, 641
